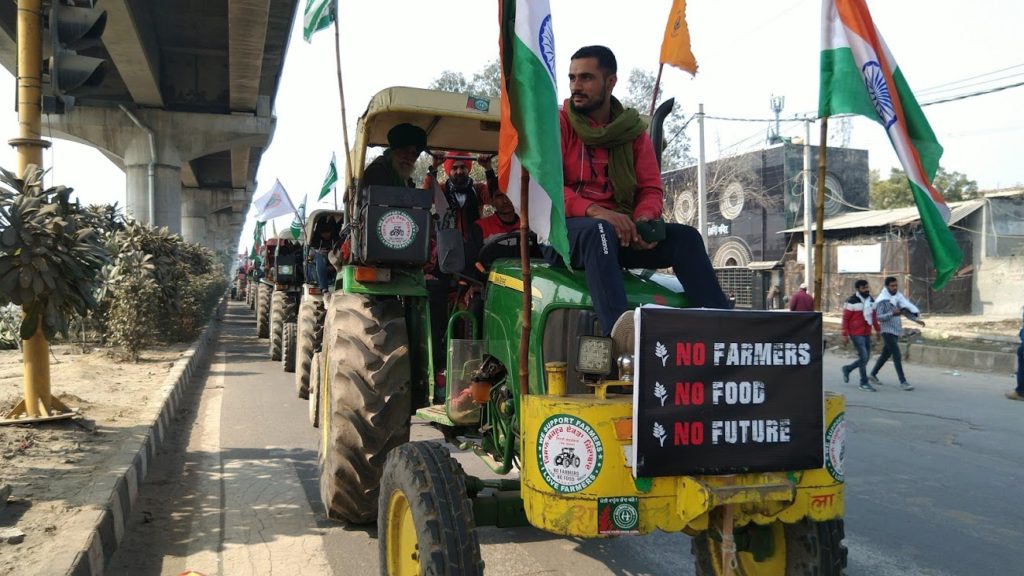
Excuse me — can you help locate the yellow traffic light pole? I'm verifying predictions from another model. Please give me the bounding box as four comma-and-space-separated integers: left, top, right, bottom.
2, 0, 75, 424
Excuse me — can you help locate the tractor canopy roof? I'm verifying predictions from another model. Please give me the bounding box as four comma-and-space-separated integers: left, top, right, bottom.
351, 86, 501, 185
304, 208, 345, 240
265, 228, 298, 245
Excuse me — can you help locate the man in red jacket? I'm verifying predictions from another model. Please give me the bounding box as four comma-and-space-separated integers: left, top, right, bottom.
789, 283, 814, 311
841, 279, 882, 391
549, 45, 728, 336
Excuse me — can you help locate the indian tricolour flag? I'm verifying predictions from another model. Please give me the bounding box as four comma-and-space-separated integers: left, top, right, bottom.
819, 0, 961, 289
497, 0, 570, 264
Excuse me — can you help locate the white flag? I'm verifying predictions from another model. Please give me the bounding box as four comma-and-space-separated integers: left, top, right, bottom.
253, 179, 297, 221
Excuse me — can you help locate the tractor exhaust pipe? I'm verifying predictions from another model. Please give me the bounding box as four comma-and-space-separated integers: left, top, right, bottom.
648, 97, 675, 170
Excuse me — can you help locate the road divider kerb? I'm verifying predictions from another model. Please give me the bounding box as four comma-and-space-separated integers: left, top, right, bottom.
38, 295, 229, 576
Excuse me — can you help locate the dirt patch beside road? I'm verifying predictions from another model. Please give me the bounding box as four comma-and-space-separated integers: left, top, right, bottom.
0, 343, 187, 575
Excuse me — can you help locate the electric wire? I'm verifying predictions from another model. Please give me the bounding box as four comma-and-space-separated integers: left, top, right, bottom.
916, 63, 1024, 94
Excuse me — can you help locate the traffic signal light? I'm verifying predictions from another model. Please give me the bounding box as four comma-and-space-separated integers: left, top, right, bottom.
45, 0, 107, 112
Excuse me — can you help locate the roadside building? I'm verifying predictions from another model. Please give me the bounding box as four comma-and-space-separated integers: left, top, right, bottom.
661, 142, 869, 309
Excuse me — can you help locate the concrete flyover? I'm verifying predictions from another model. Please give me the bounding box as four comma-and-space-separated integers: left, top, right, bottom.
0, 0, 300, 253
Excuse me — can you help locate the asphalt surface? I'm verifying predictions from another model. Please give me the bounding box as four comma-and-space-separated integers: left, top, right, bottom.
108, 300, 1023, 575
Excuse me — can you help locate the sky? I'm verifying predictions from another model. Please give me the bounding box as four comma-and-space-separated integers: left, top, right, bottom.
1, 0, 1021, 254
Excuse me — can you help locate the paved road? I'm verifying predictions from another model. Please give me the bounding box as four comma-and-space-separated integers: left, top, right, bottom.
109, 301, 1023, 575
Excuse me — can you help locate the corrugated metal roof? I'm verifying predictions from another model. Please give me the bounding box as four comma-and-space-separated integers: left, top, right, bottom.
780, 198, 985, 233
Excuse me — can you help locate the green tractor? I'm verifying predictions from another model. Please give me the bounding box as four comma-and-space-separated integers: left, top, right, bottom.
253, 231, 299, 345
295, 209, 343, 412
314, 87, 847, 575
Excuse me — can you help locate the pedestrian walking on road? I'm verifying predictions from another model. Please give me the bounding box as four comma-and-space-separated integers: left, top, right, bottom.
870, 276, 924, 391
789, 283, 814, 311
1007, 315, 1024, 401
841, 279, 881, 391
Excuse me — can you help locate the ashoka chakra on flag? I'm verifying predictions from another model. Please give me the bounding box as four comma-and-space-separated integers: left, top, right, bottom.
862, 61, 896, 129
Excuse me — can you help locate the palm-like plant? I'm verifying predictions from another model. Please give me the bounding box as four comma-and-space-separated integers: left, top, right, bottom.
0, 166, 109, 340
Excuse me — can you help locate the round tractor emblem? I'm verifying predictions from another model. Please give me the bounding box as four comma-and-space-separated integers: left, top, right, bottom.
613, 503, 638, 530
825, 411, 846, 482
376, 210, 418, 250
537, 414, 604, 493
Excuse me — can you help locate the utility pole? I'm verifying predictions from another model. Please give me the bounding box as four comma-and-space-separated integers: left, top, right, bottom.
2, 0, 72, 423
803, 119, 813, 292
696, 103, 707, 248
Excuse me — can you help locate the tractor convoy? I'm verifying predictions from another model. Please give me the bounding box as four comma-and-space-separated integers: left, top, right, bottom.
240, 86, 847, 575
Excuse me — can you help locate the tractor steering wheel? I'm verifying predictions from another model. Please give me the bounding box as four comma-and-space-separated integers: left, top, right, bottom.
475, 231, 538, 271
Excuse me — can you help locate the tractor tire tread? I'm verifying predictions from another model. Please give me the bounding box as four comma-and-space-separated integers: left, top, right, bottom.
319, 293, 410, 524
378, 442, 483, 576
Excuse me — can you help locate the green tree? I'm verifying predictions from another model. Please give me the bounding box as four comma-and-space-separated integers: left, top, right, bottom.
430, 60, 501, 97
429, 70, 469, 93
619, 68, 693, 171
870, 167, 979, 209
469, 60, 501, 97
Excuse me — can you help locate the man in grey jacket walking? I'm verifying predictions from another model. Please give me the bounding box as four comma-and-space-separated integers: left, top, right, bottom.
869, 276, 925, 391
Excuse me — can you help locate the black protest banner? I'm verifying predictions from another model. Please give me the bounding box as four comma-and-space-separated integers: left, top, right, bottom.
632, 308, 823, 477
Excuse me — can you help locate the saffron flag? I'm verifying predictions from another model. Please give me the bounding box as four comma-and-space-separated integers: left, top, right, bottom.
319, 152, 338, 201
291, 195, 306, 240
659, 0, 698, 75
497, 0, 569, 263
303, 0, 334, 42
253, 179, 298, 222
819, 0, 961, 289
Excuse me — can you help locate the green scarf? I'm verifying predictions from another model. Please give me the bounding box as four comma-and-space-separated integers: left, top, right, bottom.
566, 96, 648, 214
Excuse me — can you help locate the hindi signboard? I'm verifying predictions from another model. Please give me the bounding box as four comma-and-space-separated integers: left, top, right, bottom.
632, 308, 823, 477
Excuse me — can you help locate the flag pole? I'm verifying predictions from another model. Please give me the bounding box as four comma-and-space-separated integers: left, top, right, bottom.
332, 2, 352, 211
813, 117, 828, 311
648, 63, 664, 117
518, 165, 532, 398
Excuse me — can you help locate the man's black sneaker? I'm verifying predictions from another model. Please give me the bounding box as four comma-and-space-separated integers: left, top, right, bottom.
859, 382, 877, 392
842, 367, 850, 384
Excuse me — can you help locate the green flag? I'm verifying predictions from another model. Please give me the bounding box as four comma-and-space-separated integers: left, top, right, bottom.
303, 0, 334, 42
250, 221, 265, 258
319, 152, 338, 201
291, 195, 307, 240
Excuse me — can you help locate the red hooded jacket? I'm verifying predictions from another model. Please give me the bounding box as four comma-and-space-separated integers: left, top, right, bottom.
559, 105, 663, 221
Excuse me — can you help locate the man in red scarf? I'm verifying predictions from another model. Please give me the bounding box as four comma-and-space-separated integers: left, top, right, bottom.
424, 152, 499, 240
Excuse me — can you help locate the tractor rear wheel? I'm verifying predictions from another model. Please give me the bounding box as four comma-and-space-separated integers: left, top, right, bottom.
247, 282, 254, 309
256, 284, 272, 338
309, 351, 321, 428
295, 297, 324, 399
378, 442, 483, 576
282, 322, 297, 372
319, 293, 411, 524
692, 518, 847, 576
270, 290, 287, 360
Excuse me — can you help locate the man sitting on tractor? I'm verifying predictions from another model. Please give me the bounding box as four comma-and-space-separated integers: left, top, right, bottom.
425, 152, 499, 241
363, 122, 427, 187
550, 45, 730, 337
309, 215, 342, 292
468, 191, 520, 263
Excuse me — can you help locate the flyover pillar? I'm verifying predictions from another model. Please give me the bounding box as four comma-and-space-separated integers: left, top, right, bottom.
181, 189, 209, 246
124, 135, 182, 233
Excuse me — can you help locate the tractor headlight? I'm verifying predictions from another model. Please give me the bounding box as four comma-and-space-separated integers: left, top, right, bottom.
575, 335, 614, 376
